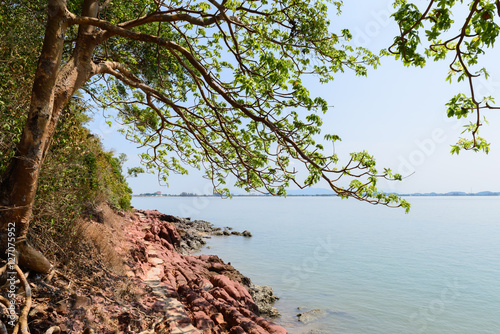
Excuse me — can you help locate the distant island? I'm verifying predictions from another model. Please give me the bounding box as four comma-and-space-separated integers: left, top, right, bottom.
396, 191, 500, 197
133, 190, 500, 197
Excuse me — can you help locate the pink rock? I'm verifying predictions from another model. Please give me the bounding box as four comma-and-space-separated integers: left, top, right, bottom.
210, 276, 239, 298
129, 209, 288, 334
198, 254, 212, 262
264, 323, 288, 334
164, 222, 181, 246
193, 311, 215, 330
199, 289, 217, 304
160, 238, 174, 250
151, 224, 160, 235
179, 285, 209, 310
144, 232, 155, 242
197, 278, 213, 291
239, 321, 270, 334
211, 287, 237, 306
211, 313, 226, 326
209, 262, 227, 272
229, 326, 245, 334
164, 271, 177, 288
210, 275, 258, 313
159, 226, 173, 243
177, 265, 198, 283
239, 308, 287, 334
175, 272, 188, 286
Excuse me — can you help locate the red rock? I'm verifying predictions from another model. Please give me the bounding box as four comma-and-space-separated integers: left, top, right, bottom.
177, 317, 194, 324
229, 326, 245, 334
239, 308, 287, 334
198, 254, 212, 262
164, 222, 182, 247
175, 271, 188, 286
239, 321, 270, 334
213, 301, 243, 327
263, 323, 288, 334
193, 311, 215, 329
197, 278, 213, 291
163, 271, 177, 288
159, 226, 173, 244
211, 313, 226, 326
151, 224, 160, 235
211, 287, 237, 306
128, 210, 288, 334
160, 238, 174, 250
183, 286, 218, 315
177, 265, 198, 283
210, 275, 258, 313
209, 262, 227, 272
144, 231, 155, 241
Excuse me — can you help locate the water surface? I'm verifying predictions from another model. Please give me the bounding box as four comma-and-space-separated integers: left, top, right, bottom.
132, 196, 500, 334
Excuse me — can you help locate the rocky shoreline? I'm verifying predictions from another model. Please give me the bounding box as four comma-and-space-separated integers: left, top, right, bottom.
144, 211, 252, 255
134, 209, 285, 332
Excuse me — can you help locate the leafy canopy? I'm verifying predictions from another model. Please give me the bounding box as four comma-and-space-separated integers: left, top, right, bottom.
390, 0, 500, 154
70, 0, 410, 211
0, 0, 413, 212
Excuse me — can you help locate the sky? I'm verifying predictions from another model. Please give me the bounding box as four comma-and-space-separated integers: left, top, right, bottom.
87, 0, 500, 195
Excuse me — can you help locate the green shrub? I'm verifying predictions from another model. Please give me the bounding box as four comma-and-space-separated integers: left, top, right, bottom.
33, 101, 133, 232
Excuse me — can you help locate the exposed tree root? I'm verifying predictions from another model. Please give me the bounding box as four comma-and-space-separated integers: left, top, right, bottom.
0, 263, 33, 334
44, 269, 72, 288
44, 326, 61, 334
0, 295, 12, 309
12, 264, 31, 334
17, 242, 52, 274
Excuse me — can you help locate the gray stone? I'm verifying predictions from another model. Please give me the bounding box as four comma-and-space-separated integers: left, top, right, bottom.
249, 284, 280, 318
297, 309, 327, 324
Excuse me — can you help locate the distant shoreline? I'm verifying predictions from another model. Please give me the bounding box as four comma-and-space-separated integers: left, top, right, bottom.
133, 192, 500, 198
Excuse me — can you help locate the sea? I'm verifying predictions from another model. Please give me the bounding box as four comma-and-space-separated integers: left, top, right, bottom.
131, 196, 500, 334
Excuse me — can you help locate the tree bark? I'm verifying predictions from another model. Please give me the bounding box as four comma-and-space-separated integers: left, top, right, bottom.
0, 0, 72, 273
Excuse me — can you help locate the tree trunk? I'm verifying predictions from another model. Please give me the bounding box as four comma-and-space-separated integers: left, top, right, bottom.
0, 0, 70, 273
0, 0, 103, 273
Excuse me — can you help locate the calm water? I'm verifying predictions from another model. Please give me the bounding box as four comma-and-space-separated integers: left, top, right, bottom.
131, 196, 500, 334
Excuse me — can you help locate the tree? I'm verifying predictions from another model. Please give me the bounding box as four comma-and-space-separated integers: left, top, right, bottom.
1, 0, 414, 274
0, 1, 44, 175
390, 0, 500, 153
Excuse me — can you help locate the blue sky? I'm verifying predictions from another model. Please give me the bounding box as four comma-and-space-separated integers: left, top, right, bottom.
87, 1, 500, 195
